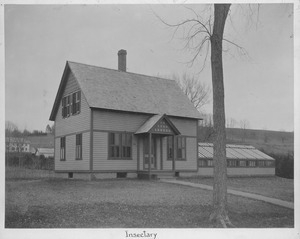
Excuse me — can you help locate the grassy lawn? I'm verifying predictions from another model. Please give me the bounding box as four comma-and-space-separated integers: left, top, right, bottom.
179, 176, 294, 202
5, 178, 293, 228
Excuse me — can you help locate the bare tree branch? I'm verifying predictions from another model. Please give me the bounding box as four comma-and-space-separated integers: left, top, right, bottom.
172, 73, 211, 112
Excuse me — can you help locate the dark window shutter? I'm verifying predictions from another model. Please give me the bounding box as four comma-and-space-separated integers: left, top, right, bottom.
72, 93, 76, 114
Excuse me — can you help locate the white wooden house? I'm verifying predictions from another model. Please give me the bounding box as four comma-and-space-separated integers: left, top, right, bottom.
49, 50, 201, 179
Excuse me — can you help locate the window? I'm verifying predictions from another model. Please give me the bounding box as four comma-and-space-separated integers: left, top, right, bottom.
247, 160, 256, 167
66, 95, 71, 117
167, 136, 173, 160
62, 91, 81, 118
265, 161, 274, 167
76, 134, 82, 160
239, 160, 246, 167
199, 159, 207, 167
72, 91, 81, 115
60, 137, 66, 161
227, 160, 237, 167
177, 136, 186, 160
62, 97, 66, 118
122, 133, 132, 158
167, 136, 186, 161
258, 161, 265, 167
207, 160, 213, 167
199, 159, 213, 167
62, 95, 71, 118
108, 132, 132, 159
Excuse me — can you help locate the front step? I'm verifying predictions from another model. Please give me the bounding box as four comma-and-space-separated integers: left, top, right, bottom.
137, 171, 176, 180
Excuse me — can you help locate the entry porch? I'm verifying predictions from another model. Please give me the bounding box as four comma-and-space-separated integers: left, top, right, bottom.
135, 114, 181, 179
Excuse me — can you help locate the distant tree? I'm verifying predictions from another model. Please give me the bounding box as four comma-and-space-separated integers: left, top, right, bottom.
5, 121, 17, 137
5, 121, 17, 159
45, 124, 52, 134
51, 123, 55, 135
199, 113, 214, 141
229, 118, 237, 128
173, 73, 210, 112
23, 129, 31, 137
225, 117, 237, 141
5, 121, 28, 167
239, 119, 250, 142
279, 130, 286, 143
264, 131, 269, 143
32, 130, 46, 136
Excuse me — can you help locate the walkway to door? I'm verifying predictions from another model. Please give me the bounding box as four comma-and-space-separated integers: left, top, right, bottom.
160, 179, 294, 209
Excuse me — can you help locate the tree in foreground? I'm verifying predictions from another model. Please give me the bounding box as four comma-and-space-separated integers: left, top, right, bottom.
158, 4, 233, 227
209, 4, 232, 227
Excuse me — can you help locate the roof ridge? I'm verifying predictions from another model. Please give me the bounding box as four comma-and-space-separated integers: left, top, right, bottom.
67, 60, 175, 83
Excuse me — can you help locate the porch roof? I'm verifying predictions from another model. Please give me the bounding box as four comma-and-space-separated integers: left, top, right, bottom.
135, 114, 180, 135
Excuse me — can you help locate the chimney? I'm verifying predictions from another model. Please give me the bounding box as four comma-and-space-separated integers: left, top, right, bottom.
118, 49, 127, 72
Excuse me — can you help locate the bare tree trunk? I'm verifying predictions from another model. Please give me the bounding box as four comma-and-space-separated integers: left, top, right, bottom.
209, 4, 234, 227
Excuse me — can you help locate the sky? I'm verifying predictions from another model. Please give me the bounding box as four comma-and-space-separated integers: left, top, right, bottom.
4, 3, 295, 132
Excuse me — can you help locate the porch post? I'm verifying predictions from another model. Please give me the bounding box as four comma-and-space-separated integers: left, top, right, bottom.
172, 135, 175, 171
149, 133, 152, 180
160, 137, 163, 170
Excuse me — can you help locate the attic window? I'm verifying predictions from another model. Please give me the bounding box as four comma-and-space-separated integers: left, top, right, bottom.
62, 91, 81, 118
72, 91, 81, 115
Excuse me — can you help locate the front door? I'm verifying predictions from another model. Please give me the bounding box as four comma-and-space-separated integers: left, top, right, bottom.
144, 136, 156, 169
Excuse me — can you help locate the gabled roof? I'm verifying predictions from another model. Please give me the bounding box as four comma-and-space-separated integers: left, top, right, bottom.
50, 61, 202, 120
198, 143, 274, 161
135, 114, 180, 135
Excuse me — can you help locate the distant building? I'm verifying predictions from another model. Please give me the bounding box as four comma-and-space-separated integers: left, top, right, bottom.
5, 137, 30, 153
198, 143, 275, 176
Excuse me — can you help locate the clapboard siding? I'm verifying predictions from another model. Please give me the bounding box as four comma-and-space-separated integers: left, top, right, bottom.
93, 110, 149, 132
55, 71, 90, 137
55, 138, 60, 166
93, 132, 108, 170
138, 137, 144, 170
162, 137, 172, 170
156, 137, 161, 170
93, 131, 137, 170
175, 137, 197, 170
55, 132, 90, 171
64, 71, 79, 95
162, 137, 167, 170
169, 117, 197, 136
92, 110, 197, 137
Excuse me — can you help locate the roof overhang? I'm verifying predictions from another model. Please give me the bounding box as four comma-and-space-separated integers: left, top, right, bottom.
49, 62, 71, 121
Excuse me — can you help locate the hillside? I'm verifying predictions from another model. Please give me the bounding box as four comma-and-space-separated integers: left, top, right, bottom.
198, 127, 294, 156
